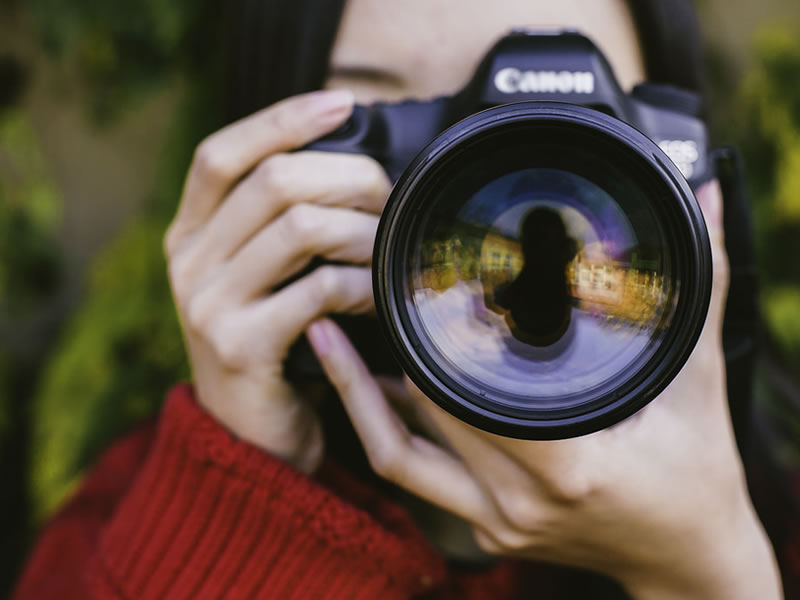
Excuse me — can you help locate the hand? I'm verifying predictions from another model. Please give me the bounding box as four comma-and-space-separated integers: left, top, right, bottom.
308, 180, 782, 599
165, 89, 391, 473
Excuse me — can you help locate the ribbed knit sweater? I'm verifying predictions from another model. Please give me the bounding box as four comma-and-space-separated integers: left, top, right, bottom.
13, 382, 800, 598
16, 384, 608, 599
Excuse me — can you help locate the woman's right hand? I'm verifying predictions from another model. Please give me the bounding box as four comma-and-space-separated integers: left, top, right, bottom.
164, 90, 390, 473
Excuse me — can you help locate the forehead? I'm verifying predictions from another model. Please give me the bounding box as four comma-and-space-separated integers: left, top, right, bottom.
328, 0, 646, 103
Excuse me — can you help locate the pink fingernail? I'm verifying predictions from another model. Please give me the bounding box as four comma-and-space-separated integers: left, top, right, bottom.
309, 89, 354, 120
308, 321, 331, 357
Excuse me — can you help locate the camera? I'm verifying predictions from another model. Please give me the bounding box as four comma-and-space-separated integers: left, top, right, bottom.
287, 29, 719, 439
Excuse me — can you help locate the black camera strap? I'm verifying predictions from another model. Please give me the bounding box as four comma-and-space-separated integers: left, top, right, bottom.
713, 146, 759, 460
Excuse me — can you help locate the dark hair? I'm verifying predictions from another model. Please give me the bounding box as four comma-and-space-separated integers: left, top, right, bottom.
226, 0, 707, 121
226, 0, 347, 121
628, 0, 708, 103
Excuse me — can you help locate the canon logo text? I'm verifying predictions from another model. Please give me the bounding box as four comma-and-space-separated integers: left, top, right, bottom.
494, 68, 595, 95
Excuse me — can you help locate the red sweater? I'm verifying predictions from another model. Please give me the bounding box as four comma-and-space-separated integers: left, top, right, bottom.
15, 385, 603, 600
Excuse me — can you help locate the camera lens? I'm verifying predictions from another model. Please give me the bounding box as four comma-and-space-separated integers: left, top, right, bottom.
374, 103, 712, 439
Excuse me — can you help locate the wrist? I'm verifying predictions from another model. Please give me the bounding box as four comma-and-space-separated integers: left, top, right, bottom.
621, 495, 781, 600
193, 377, 325, 473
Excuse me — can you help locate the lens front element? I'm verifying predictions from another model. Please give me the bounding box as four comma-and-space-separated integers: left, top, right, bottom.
412, 167, 672, 409
375, 104, 711, 439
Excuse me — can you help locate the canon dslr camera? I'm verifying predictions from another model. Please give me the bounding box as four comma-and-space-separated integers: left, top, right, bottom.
288, 29, 743, 440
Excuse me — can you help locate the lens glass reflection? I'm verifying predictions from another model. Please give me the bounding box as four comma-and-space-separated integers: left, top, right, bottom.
408, 168, 675, 410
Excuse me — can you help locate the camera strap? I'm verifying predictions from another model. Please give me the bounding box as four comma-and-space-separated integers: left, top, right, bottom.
713, 146, 759, 459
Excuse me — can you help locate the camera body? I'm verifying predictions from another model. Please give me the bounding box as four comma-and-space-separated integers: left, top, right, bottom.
310, 29, 711, 186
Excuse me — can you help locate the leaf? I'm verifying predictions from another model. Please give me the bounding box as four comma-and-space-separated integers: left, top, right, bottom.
29, 216, 188, 522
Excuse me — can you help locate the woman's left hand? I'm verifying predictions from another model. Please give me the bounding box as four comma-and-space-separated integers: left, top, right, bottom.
307, 180, 782, 600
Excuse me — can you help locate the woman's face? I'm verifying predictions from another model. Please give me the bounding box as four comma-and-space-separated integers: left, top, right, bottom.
326, 0, 646, 104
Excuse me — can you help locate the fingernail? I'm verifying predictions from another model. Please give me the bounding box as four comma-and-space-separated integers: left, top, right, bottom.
308, 89, 354, 120
307, 321, 331, 357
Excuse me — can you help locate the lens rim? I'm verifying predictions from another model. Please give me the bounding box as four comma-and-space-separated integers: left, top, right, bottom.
374, 102, 712, 440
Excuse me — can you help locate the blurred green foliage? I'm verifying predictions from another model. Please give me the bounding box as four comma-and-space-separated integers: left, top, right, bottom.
0, 101, 64, 593
30, 216, 190, 519
730, 25, 800, 368
709, 24, 800, 478
0, 110, 62, 317
17, 0, 226, 521
26, 84, 223, 521
29, 0, 220, 124
0, 108, 62, 440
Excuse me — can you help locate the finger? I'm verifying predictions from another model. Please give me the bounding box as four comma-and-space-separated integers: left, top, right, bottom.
191, 265, 374, 371
407, 385, 562, 511
307, 318, 496, 524
375, 376, 455, 449
200, 266, 374, 367
167, 89, 354, 250
386, 378, 566, 537
407, 379, 602, 500
212, 204, 379, 302
695, 179, 730, 336
194, 152, 390, 265
651, 179, 731, 419
696, 178, 724, 238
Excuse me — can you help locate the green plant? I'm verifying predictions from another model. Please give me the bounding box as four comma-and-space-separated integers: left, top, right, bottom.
29, 216, 190, 519
731, 25, 800, 368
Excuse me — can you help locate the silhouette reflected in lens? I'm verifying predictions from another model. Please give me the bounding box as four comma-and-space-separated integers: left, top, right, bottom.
493, 207, 577, 346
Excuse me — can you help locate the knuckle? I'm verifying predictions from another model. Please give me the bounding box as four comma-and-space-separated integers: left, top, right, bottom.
186, 291, 216, 336
208, 318, 247, 369
164, 222, 182, 258
540, 471, 595, 505
282, 203, 319, 239
369, 164, 392, 200
167, 255, 194, 306
312, 265, 342, 300
494, 489, 542, 532
473, 529, 502, 555
492, 528, 531, 552
474, 526, 529, 554
257, 154, 293, 197
193, 138, 233, 182
356, 155, 391, 195
368, 441, 404, 480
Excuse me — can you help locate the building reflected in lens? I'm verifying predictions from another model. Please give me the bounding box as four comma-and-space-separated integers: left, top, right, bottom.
415, 211, 670, 338
568, 250, 669, 328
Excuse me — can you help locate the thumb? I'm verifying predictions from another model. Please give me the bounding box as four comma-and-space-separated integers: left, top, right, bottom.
696, 178, 729, 338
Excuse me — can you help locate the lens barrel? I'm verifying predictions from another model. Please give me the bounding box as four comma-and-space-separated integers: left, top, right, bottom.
374, 102, 712, 439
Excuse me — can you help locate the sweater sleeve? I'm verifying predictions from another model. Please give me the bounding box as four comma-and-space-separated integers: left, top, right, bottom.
13, 384, 448, 600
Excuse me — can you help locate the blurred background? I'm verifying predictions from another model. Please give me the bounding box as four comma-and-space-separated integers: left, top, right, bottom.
1, 0, 799, 595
